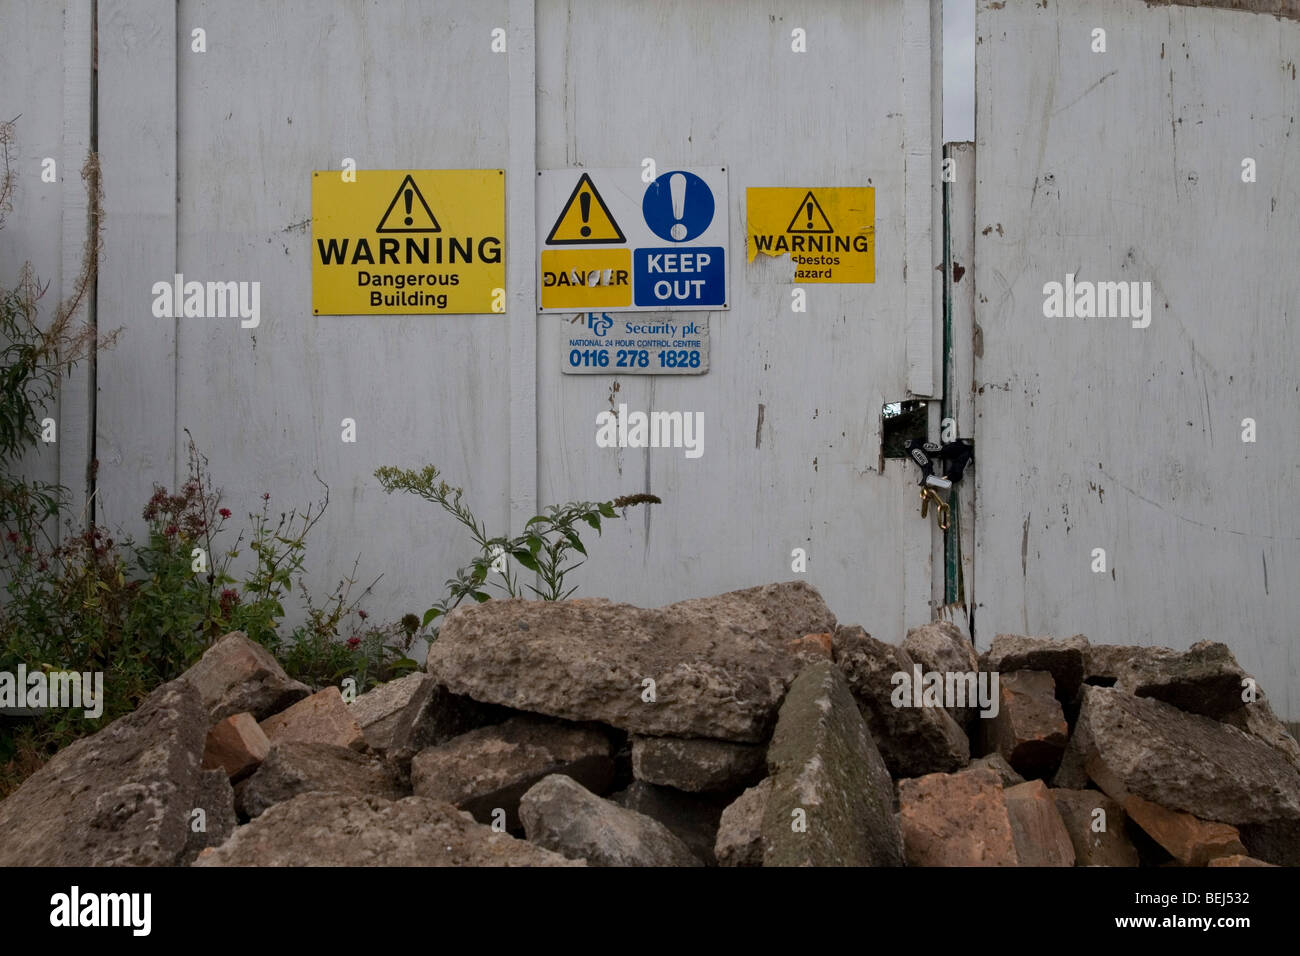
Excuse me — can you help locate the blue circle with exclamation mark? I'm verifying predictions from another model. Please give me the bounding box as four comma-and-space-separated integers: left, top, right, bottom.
642, 170, 714, 243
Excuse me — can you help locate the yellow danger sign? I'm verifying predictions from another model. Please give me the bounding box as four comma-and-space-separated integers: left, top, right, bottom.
546, 173, 626, 244
540, 249, 632, 309
312, 169, 505, 314
746, 187, 875, 283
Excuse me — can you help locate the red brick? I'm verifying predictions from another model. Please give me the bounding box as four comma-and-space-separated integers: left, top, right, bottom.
898, 769, 1019, 866
1050, 788, 1140, 866
985, 670, 1068, 776
1003, 780, 1075, 866
1123, 795, 1246, 866
201, 712, 270, 780
259, 686, 364, 750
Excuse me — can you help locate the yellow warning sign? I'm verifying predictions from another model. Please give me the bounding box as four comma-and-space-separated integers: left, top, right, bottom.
746, 187, 875, 283
540, 249, 632, 309
312, 169, 504, 314
546, 173, 626, 244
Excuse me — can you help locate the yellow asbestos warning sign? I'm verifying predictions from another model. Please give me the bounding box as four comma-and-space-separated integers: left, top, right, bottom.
540, 248, 632, 309
746, 187, 875, 283
312, 169, 505, 314
546, 173, 626, 244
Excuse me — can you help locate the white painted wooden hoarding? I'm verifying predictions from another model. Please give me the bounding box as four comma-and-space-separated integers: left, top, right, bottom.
0, 0, 94, 529
974, 0, 1300, 719
0, 0, 940, 658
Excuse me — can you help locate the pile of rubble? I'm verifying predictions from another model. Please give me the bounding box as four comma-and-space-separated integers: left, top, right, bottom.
0, 581, 1295, 866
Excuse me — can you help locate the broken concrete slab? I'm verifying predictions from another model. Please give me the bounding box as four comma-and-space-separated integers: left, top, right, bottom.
519, 773, 703, 867
181, 769, 238, 865
982, 633, 1088, 702
425, 582, 835, 743
1051, 788, 1140, 866
201, 712, 270, 781
1113, 641, 1247, 718
785, 632, 833, 663
1063, 686, 1300, 865
898, 768, 1018, 867
195, 791, 582, 866
832, 625, 970, 777
1221, 695, 1300, 773
1122, 794, 1247, 866
384, 674, 508, 767
1084, 644, 1142, 685
610, 780, 727, 865
630, 735, 765, 793
1003, 779, 1075, 866
715, 779, 771, 867
349, 671, 426, 751
259, 686, 365, 751
0, 679, 206, 866
411, 716, 613, 831
986, 670, 1068, 777
761, 660, 903, 867
238, 741, 406, 818
180, 631, 310, 723
903, 621, 980, 726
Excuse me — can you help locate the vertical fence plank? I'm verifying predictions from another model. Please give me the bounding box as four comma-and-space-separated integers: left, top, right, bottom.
95, 0, 176, 533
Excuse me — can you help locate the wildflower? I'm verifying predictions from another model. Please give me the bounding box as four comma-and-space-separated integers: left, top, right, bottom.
5, 531, 17, 544
219, 508, 232, 519
143, 487, 169, 521
346, 636, 362, 649
262, 492, 271, 501
164, 524, 179, 537
357, 609, 368, 621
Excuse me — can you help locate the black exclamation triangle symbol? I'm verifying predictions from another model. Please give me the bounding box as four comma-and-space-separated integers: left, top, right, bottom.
579, 191, 591, 237
377, 175, 439, 232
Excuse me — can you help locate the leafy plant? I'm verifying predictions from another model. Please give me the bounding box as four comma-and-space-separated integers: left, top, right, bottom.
374, 464, 660, 634
0, 118, 412, 797
0, 118, 113, 544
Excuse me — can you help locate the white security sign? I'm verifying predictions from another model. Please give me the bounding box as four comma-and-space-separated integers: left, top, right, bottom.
561, 310, 709, 375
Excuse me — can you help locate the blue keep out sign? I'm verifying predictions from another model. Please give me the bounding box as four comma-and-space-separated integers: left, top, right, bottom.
634, 247, 726, 307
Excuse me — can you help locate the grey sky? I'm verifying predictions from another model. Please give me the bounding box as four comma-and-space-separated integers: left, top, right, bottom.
944, 0, 975, 143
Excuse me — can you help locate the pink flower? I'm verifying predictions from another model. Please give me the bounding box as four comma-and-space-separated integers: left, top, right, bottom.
218, 508, 232, 519
357, 609, 368, 621
164, 524, 179, 537
346, 636, 362, 649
